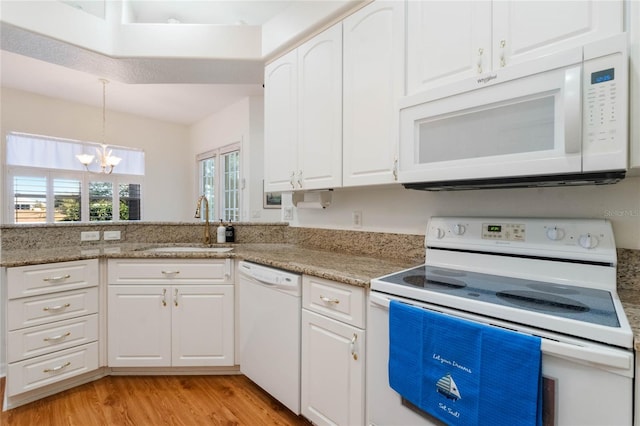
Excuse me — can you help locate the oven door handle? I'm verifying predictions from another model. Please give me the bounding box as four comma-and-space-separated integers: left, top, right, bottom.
541, 339, 631, 370
370, 293, 391, 310
370, 293, 631, 371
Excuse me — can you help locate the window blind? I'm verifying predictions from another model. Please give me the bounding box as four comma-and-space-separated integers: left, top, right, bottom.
6, 132, 145, 175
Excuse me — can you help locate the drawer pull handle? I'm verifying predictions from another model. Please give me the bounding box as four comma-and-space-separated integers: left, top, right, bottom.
44, 361, 71, 373
44, 332, 71, 342
43, 303, 71, 312
350, 333, 358, 361
161, 270, 180, 276
319, 295, 340, 305
43, 274, 71, 282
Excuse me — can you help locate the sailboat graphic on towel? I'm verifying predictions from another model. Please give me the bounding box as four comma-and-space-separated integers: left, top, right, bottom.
436, 373, 461, 401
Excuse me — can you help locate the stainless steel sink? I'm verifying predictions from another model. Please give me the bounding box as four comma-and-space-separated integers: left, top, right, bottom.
145, 246, 233, 253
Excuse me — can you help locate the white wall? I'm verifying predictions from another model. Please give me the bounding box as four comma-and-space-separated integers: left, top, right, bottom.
190, 95, 280, 222
287, 176, 640, 250
0, 87, 193, 222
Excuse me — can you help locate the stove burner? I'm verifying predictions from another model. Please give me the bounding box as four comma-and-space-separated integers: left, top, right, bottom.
430, 269, 467, 278
403, 275, 467, 290
527, 283, 580, 295
497, 290, 590, 314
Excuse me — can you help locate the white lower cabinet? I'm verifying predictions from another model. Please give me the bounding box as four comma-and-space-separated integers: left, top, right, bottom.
4, 259, 100, 397
107, 259, 234, 368
301, 276, 366, 426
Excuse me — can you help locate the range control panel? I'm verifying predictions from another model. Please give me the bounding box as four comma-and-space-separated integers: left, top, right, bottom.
426, 217, 617, 263
482, 223, 526, 241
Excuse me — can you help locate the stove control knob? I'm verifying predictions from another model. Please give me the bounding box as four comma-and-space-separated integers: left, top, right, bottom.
452, 224, 466, 235
578, 233, 599, 249
433, 227, 446, 239
546, 226, 564, 241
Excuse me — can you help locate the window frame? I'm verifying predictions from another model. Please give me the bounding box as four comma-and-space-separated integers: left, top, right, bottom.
196, 142, 241, 222
6, 166, 144, 224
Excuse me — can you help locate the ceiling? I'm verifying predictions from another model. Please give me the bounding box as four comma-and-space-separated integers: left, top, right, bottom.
0, 0, 302, 125
63, 0, 293, 25
1, 50, 265, 125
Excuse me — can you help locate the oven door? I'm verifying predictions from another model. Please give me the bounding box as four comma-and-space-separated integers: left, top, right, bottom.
367, 292, 633, 426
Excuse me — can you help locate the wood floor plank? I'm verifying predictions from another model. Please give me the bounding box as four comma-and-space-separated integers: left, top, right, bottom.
1, 375, 310, 425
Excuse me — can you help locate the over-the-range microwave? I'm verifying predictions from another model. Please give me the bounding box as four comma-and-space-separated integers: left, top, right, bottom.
398, 34, 628, 191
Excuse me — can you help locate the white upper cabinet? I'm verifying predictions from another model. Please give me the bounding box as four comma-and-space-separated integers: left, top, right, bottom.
407, 1, 491, 95
492, 1, 623, 69
342, 1, 405, 187
264, 49, 298, 193
407, 0, 623, 95
264, 23, 342, 193
297, 23, 343, 191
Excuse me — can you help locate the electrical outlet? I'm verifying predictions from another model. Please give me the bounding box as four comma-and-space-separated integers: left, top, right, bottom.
283, 206, 294, 221
352, 211, 362, 228
104, 230, 121, 241
81, 231, 100, 241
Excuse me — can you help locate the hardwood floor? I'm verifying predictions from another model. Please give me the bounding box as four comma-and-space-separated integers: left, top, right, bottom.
1, 375, 311, 425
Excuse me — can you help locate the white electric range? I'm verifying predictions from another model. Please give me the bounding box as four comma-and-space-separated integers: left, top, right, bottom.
368, 217, 634, 426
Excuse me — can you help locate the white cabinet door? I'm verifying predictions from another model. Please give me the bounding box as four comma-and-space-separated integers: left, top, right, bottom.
108, 285, 171, 367
301, 309, 365, 426
493, 0, 623, 69
264, 49, 298, 193
171, 285, 234, 367
342, 1, 404, 187
407, 1, 622, 94
406, 1, 491, 94
297, 23, 343, 190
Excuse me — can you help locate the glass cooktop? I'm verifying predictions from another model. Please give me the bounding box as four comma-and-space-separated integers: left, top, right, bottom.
379, 265, 620, 327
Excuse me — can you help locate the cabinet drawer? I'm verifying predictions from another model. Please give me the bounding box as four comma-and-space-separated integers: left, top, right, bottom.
7, 314, 99, 363
7, 342, 99, 397
108, 259, 233, 284
303, 276, 365, 328
8, 287, 99, 331
7, 259, 98, 300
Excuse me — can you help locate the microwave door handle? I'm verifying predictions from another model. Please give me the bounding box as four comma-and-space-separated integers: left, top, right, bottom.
563, 66, 582, 154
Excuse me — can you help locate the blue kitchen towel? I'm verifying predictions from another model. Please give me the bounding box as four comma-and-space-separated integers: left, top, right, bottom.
389, 300, 542, 426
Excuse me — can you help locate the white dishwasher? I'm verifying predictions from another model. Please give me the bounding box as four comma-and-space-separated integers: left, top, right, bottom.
238, 261, 302, 414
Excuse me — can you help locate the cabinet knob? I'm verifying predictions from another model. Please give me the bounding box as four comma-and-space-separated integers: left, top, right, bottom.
43, 274, 71, 282
477, 48, 484, 74
43, 361, 71, 373
297, 170, 303, 189
319, 295, 340, 305
350, 333, 358, 361
393, 158, 398, 180
43, 332, 71, 342
43, 303, 70, 312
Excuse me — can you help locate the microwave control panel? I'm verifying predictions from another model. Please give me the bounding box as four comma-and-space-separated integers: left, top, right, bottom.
582, 38, 627, 165
585, 66, 618, 142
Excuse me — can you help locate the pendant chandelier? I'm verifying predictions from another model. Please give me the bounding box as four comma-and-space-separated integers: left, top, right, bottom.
76, 78, 122, 174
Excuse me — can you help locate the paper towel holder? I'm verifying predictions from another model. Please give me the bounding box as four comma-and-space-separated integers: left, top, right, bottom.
292, 190, 332, 209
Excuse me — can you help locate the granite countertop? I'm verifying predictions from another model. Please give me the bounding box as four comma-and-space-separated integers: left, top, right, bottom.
0, 243, 420, 288
619, 289, 640, 351
3, 242, 639, 351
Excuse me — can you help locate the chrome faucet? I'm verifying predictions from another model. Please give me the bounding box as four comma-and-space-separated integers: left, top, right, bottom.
194, 195, 211, 245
